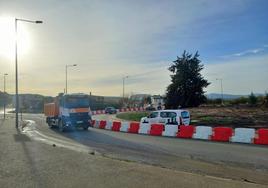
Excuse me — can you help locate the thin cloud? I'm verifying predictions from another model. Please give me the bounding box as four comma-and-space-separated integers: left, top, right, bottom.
221, 48, 265, 58
88, 68, 167, 87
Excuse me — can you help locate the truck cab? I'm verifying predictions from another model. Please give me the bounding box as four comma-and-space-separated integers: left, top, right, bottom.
44, 93, 92, 132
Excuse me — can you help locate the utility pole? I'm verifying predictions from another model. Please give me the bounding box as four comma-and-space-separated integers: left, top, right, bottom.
65, 64, 77, 94
15, 18, 42, 128
122, 76, 129, 107
3, 73, 8, 120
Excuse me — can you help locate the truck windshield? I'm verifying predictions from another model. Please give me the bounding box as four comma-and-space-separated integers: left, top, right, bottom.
65, 96, 89, 108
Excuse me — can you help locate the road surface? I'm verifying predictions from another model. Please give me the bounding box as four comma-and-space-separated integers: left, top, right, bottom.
1, 113, 268, 187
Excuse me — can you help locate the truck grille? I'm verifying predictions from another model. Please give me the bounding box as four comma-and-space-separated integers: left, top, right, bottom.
70, 112, 90, 121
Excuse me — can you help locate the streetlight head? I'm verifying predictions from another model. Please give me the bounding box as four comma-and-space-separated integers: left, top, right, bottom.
35, 20, 43, 24
73, 64, 77, 66
4, 73, 8, 76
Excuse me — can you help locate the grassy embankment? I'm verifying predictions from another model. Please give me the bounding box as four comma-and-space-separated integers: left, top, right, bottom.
116, 112, 150, 122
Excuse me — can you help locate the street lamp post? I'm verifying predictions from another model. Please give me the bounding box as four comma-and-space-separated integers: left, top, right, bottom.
65, 64, 77, 94
216, 78, 224, 106
15, 18, 42, 128
122, 76, 129, 107
3, 73, 8, 120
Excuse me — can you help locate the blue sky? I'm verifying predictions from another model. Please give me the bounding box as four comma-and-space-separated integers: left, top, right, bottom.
0, 0, 267, 96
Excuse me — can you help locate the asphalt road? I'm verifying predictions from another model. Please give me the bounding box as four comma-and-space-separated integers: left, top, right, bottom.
2, 113, 268, 187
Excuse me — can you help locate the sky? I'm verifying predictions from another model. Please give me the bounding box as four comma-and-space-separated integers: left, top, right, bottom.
0, 0, 267, 97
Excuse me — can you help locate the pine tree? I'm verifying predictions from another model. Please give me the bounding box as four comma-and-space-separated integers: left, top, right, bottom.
165, 51, 210, 108
249, 92, 257, 106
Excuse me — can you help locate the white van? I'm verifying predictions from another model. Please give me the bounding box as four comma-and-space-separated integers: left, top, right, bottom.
140, 110, 190, 125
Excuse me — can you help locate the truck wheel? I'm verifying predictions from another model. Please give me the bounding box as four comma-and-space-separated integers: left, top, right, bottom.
59, 120, 64, 132
48, 122, 54, 129
48, 123, 52, 128
83, 125, 89, 131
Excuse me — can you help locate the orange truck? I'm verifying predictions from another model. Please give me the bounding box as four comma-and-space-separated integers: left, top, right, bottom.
44, 93, 92, 132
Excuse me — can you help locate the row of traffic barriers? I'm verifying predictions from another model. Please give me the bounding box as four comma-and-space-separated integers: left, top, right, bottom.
91, 120, 268, 145
91, 107, 145, 115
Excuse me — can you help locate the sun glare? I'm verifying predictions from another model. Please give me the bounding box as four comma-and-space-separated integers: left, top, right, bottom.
0, 17, 31, 60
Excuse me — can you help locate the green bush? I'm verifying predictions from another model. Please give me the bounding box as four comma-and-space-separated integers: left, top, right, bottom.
206, 98, 222, 105
249, 92, 257, 106
229, 97, 248, 105
264, 93, 268, 107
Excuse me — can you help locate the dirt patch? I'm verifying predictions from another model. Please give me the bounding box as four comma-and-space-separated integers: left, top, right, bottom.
189, 107, 268, 128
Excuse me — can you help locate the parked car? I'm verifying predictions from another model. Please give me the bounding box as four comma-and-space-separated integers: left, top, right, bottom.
140, 109, 190, 125
105, 107, 117, 114
145, 105, 156, 111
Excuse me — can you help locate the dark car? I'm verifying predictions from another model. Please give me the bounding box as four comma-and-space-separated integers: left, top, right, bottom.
145, 106, 156, 111
105, 107, 117, 114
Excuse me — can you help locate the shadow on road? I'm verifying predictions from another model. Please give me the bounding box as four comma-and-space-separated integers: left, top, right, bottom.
47, 126, 181, 166
51, 127, 156, 153
15, 127, 43, 187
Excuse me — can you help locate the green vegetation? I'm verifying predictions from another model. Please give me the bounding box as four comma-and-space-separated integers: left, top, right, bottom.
229, 97, 249, 105
249, 92, 257, 106
206, 92, 268, 107
116, 112, 150, 122
165, 51, 210, 108
265, 93, 268, 107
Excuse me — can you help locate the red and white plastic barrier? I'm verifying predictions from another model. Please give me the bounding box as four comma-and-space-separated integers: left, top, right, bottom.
177, 125, 195, 138
138, 122, 151, 134
99, 120, 106, 129
112, 121, 121, 132
128, 122, 140, 134
162, 125, 179, 137
230, 128, 255, 144
211, 127, 233, 142
193, 126, 212, 140
105, 121, 113, 130
149, 124, 165, 136
91, 119, 268, 146
120, 122, 130, 132
254, 129, 268, 145
91, 107, 145, 116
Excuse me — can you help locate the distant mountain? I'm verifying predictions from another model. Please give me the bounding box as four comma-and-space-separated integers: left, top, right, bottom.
206, 93, 264, 100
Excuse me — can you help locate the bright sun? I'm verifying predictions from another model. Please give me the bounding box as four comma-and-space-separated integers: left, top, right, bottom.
0, 17, 31, 60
